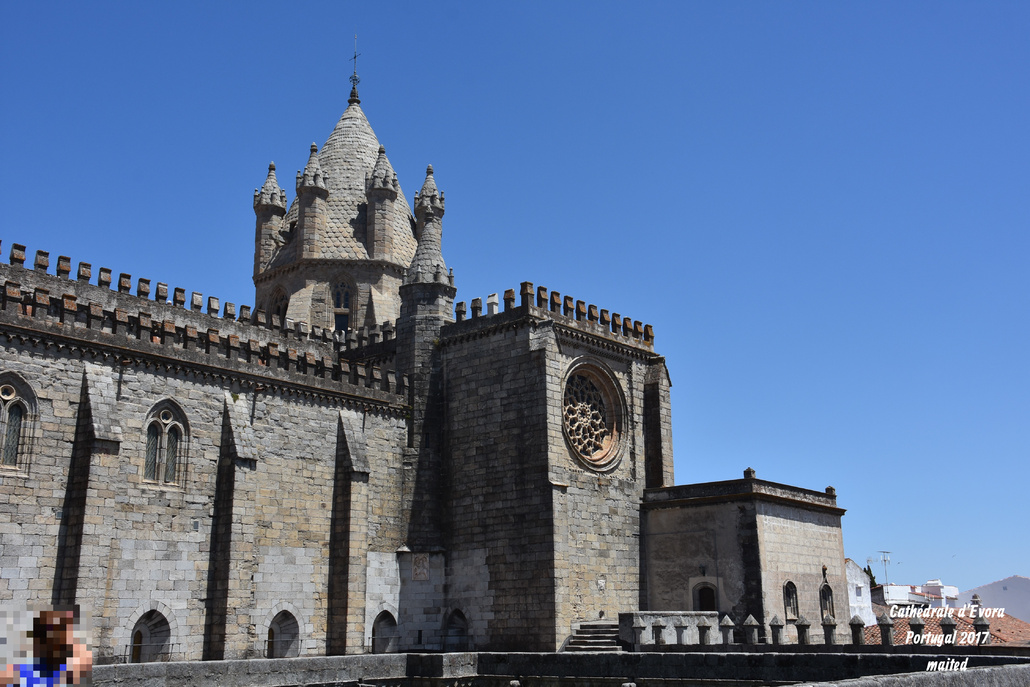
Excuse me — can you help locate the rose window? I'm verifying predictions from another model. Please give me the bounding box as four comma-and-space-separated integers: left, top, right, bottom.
562, 364, 627, 475
563, 374, 610, 458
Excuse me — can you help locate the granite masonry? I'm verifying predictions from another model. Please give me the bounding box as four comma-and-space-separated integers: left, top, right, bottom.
1, 83, 854, 665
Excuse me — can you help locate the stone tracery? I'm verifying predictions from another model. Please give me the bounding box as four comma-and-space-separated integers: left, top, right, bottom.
563, 373, 612, 460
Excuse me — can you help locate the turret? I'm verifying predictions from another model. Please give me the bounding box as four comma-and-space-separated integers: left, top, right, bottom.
405, 165, 449, 285
295, 143, 329, 260
366, 145, 400, 261
396, 165, 455, 550
253, 163, 287, 276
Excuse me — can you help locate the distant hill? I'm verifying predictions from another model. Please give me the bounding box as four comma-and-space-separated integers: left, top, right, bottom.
958, 576, 1030, 624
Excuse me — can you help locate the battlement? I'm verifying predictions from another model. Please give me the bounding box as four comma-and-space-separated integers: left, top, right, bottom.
0, 241, 407, 401
446, 281, 655, 351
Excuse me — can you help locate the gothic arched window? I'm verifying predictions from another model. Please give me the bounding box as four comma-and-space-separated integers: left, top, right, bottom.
783, 581, 799, 620
268, 288, 289, 326
332, 281, 352, 332
0, 375, 35, 469
144, 402, 187, 485
819, 584, 835, 621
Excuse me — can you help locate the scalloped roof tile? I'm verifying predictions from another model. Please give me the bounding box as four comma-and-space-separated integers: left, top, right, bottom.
279, 103, 417, 265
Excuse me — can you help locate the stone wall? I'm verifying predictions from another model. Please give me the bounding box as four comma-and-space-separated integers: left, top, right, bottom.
440, 282, 669, 651
548, 334, 648, 644
642, 499, 750, 615
756, 496, 848, 643
642, 474, 848, 645
440, 307, 554, 650
0, 250, 408, 661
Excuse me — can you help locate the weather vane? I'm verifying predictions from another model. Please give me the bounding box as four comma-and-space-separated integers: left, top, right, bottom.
350, 34, 361, 89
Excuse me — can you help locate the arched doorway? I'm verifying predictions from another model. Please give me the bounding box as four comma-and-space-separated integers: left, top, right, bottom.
129, 610, 170, 663
265, 610, 300, 658
443, 609, 469, 652
371, 611, 398, 654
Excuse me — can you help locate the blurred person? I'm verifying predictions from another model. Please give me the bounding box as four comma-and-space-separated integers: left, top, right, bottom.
2, 606, 91, 686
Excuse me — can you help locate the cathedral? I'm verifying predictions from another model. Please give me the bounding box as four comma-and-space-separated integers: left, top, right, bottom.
0, 81, 848, 662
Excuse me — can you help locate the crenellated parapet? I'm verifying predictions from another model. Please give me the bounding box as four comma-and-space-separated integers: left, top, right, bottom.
337, 319, 400, 375
0, 241, 407, 404
443, 281, 656, 354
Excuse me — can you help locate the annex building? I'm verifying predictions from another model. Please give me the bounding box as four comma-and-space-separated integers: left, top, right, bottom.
0, 81, 850, 663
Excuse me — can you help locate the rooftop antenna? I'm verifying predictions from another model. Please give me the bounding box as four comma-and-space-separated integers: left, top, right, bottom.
878, 551, 891, 586
348, 34, 361, 105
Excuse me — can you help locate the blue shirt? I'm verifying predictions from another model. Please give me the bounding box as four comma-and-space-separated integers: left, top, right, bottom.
17, 660, 66, 687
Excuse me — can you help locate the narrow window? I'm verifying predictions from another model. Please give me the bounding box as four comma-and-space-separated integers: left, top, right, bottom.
820, 585, 835, 621
783, 581, 799, 620
2, 403, 22, 466
164, 426, 180, 483
145, 424, 160, 480
332, 282, 352, 332
268, 288, 289, 325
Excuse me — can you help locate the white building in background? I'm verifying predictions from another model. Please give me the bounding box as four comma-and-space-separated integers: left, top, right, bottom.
922, 579, 959, 607
845, 559, 876, 625
873, 580, 958, 609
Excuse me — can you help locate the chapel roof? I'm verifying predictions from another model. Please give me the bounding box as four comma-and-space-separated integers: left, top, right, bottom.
281, 99, 418, 265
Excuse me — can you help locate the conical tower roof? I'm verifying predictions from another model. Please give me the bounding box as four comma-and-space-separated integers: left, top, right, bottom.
281, 101, 417, 264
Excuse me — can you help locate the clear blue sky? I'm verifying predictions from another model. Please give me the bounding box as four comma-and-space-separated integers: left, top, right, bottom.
2, 2, 1027, 594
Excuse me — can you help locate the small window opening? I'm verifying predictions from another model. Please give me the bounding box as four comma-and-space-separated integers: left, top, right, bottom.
332, 282, 352, 333
696, 585, 717, 612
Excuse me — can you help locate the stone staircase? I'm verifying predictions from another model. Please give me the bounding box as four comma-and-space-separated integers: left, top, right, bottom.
563, 621, 622, 652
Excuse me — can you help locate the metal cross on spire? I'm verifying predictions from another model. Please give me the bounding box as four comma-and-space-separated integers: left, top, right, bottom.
350, 35, 361, 88
348, 35, 361, 105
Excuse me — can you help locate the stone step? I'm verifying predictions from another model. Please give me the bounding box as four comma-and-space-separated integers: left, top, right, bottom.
563, 622, 622, 653
568, 638, 613, 646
